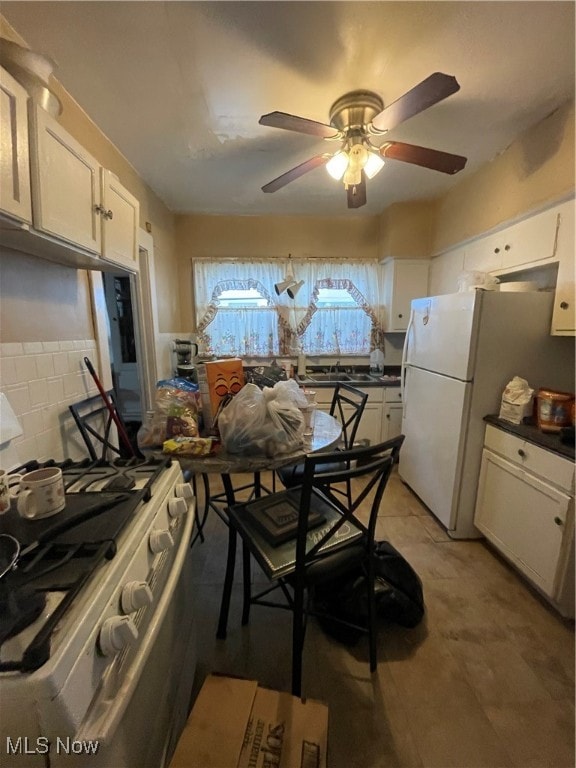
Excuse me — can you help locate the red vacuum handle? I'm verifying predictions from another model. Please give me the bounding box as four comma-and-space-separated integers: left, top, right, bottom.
83, 357, 135, 457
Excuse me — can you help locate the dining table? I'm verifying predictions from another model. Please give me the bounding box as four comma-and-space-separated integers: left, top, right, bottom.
162, 409, 343, 638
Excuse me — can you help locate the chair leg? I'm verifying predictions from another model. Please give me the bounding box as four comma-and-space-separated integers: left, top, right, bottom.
217, 524, 237, 639
190, 473, 211, 547
366, 558, 377, 673
291, 584, 305, 698
216, 473, 239, 640
241, 541, 251, 625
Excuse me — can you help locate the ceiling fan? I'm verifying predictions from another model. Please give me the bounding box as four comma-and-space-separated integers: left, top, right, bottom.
259, 72, 467, 209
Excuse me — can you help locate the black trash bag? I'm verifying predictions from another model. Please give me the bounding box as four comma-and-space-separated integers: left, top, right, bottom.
313, 541, 425, 645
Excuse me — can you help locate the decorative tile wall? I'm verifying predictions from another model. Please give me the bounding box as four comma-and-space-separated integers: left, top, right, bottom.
0, 340, 101, 466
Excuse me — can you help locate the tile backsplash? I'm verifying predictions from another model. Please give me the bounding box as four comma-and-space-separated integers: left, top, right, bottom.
0, 340, 101, 467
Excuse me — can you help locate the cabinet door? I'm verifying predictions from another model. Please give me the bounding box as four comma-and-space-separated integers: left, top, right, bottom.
385, 260, 430, 331
352, 402, 381, 446
551, 200, 575, 335
474, 449, 570, 598
383, 403, 403, 441
463, 232, 504, 273
101, 169, 140, 271
429, 247, 465, 296
499, 208, 559, 271
29, 103, 101, 253
0, 67, 32, 223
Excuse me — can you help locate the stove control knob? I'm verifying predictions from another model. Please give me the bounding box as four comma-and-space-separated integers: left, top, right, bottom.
175, 482, 194, 499
168, 497, 187, 518
99, 615, 138, 656
121, 581, 153, 614
149, 529, 174, 553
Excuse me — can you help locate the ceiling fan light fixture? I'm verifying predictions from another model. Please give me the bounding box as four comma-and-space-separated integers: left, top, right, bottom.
364, 151, 385, 179
326, 151, 349, 180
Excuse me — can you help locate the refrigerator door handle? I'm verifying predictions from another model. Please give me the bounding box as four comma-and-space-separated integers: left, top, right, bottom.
401, 307, 415, 409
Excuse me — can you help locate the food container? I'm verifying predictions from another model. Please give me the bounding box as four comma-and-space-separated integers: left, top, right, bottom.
536, 388, 575, 433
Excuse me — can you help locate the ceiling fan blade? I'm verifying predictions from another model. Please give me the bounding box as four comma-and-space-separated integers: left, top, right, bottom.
262, 155, 330, 193
371, 73, 460, 133
380, 141, 467, 175
259, 111, 340, 139
347, 174, 367, 209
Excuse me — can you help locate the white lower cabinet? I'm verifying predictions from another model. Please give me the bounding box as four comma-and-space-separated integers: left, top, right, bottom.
313, 386, 383, 446
474, 424, 574, 616
382, 387, 403, 441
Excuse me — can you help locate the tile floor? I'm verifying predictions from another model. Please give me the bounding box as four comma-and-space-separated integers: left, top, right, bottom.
189, 469, 575, 768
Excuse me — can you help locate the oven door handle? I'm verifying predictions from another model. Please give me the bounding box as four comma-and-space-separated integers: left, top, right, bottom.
75, 502, 195, 745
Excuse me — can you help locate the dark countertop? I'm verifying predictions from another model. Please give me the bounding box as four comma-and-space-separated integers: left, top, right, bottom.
484, 415, 575, 461
294, 365, 401, 389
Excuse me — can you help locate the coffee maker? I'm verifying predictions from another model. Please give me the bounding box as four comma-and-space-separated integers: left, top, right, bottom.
173, 339, 198, 383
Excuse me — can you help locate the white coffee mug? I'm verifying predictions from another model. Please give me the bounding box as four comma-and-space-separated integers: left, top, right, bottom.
14, 467, 66, 519
0, 469, 23, 514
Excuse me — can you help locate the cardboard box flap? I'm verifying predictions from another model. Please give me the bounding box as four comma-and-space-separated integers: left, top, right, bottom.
237, 687, 328, 768
170, 676, 258, 768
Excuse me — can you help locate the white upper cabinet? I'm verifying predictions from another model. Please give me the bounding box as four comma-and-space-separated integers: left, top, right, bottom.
464, 207, 559, 274
1, 99, 140, 271
551, 199, 575, 336
100, 169, 139, 270
29, 102, 102, 253
0, 66, 32, 224
382, 258, 430, 332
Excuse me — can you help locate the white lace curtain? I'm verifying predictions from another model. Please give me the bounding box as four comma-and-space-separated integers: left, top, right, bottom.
193, 258, 384, 357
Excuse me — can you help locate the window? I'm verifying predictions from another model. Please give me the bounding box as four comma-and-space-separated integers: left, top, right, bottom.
193, 259, 382, 358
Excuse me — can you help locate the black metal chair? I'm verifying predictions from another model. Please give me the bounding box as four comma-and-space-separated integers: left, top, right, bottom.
218, 435, 405, 697
68, 390, 132, 461
276, 382, 369, 507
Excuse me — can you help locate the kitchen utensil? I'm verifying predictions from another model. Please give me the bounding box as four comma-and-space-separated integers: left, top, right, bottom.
13, 467, 66, 519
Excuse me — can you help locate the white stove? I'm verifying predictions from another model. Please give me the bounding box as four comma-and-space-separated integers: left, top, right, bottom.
0, 457, 197, 767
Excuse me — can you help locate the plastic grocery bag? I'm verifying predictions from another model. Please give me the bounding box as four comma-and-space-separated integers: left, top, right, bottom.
218, 382, 304, 457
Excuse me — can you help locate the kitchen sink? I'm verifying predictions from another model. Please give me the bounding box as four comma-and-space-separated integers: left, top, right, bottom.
349, 373, 376, 382
307, 373, 351, 382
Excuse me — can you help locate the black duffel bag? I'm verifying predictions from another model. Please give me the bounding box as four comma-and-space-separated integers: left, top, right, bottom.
313, 540, 425, 645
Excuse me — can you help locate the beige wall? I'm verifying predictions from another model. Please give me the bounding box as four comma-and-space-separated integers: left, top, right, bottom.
175, 214, 381, 329
378, 200, 437, 260
0, 15, 180, 333
433, 99, 575, 253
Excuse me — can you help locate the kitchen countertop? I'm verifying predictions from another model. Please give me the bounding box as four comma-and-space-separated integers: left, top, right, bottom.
294, 366, 401, 388
484, 415, 575, 461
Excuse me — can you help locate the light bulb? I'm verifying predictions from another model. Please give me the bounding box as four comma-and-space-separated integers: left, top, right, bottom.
364, 151, 385, 179
326, 151, 349, 180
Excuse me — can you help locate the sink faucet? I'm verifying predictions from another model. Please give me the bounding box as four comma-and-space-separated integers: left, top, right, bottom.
329, 359, 340, 375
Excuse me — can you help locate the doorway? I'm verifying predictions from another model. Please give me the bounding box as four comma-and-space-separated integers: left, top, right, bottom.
102, 270, 143, 423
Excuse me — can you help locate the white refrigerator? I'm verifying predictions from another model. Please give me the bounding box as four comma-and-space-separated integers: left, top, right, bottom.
398, 290, 574, 539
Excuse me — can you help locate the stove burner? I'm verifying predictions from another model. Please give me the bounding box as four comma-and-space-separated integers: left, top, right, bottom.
0, 586, 46, 643
0, 455, 172, 672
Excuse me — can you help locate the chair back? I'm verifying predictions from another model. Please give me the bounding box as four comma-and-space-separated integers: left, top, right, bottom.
329, 383, 368, 450
69, 391, 125, 461
294, 435, 405, 570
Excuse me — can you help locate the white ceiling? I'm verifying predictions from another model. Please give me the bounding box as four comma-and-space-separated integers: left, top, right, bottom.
2, 2, 574, 217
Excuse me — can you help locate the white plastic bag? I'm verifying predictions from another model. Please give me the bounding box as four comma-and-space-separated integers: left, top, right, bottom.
499, 376, 534, 424
218, 383, 303, 457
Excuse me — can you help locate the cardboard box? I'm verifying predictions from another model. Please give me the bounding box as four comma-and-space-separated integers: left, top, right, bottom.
197, 359, 245, 435
169, 675, 329, 768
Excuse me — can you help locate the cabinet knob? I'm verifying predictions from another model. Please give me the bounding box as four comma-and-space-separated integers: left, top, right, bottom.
398, 313, 403, 318
386, 414, 390, 419
560, 301, 569, 310
494, 247, 500, 254
104, 209, 114, 220
554, 517, 563, 526
517, 449, 526, 458
504, 244, 511, 251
